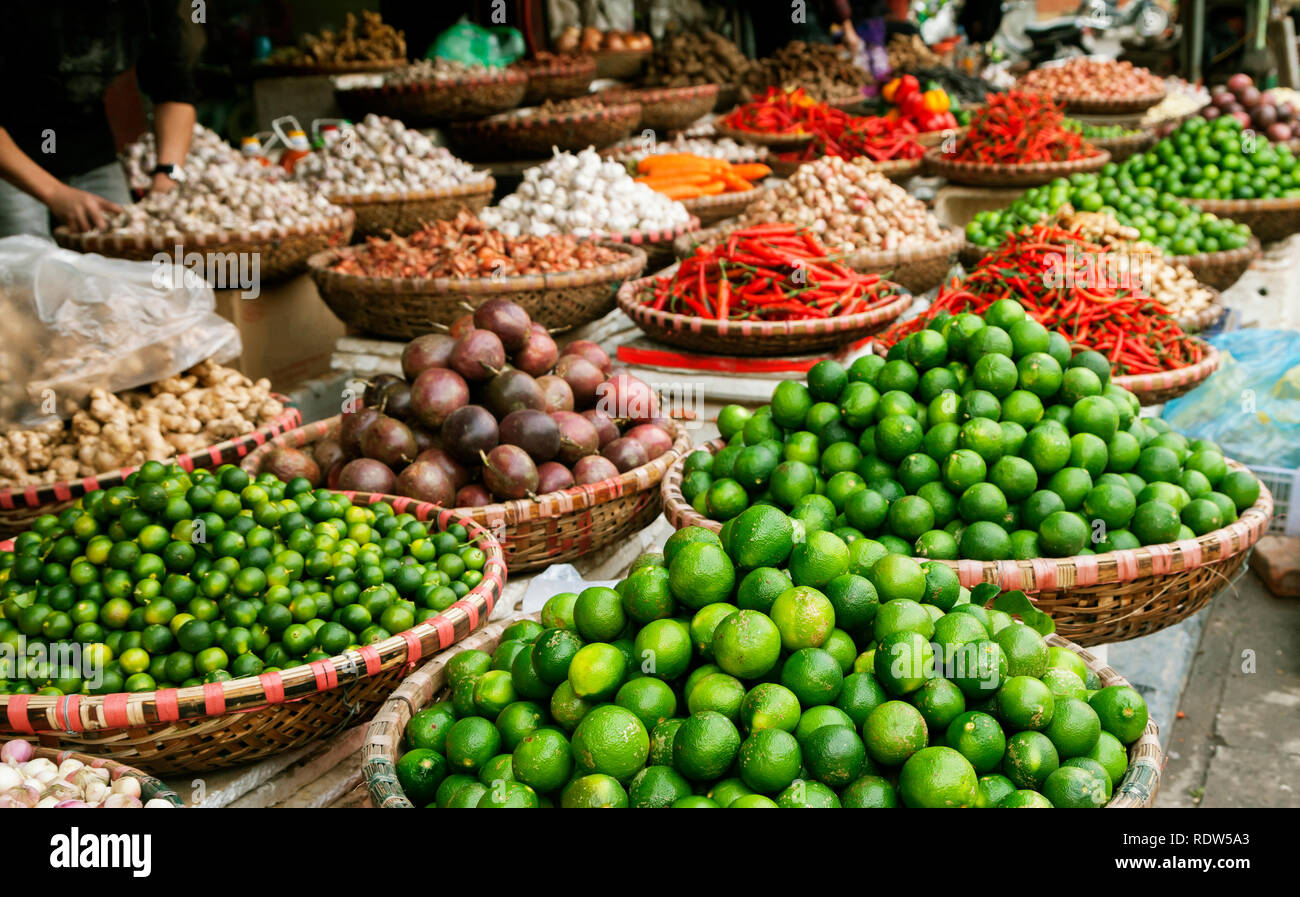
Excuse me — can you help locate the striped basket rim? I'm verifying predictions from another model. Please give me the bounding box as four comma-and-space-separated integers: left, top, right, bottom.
0, 397, 301, 512
679, 185, 770, 219
1178, 193, 1300, 216
514, 57, 597, 80
53, 210, 356, 253
0, 497, 506, 736
239, 417, 693, 526
662, 445, 1273, 591
617, 272, 912, 340
598, 215, 700, 247
923, 146, 1111, 186
305, 240, 647, 295
28, 746, 185, 806
1058, 89, 1167, 115
326, 177, 496, 206
1112, 339, 1220, 397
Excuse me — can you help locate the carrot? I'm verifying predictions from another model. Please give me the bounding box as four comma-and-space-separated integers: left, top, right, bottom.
659, 184, 707, 199
729, 163, 772, 181
720, 171, 755, 192
636, 172, 714, 189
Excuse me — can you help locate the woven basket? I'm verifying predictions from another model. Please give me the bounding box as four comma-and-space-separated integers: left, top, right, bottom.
1177, 196, 1300, 244
663, 445, 1270, 647
596, 84, 719, 132
449, 104, 641, 159
678, 185, 768, 227
359, 612, 1159, 807
617, 274, 912, 356
518, 57, 597, 105
334, 69, 528, 124
0, 398, 301, 538
52, 212, 355, 282
0, 499, 506, 774
307, 242, 646, 338
1112, 340, 1220, 405
1176, 239, 1258, 291
923, 147, 1111, 188
673, 222, 959, 296
240, 417, 692, 573
1085, 130, 1157, 163
914, 126, 967, 148
768, 155, 922, 180
711, 121, 815, 150
601, 217, 698, 272
592, 48, 650, 80
1060, 89, 1167, 116
328, 180, 496, 239
21, 746, 186, 806
256, 58, 405, 77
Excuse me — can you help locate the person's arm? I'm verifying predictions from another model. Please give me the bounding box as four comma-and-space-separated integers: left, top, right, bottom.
0, 128, 121, 231
137, 0, 198, 194
149, 101, 196, 194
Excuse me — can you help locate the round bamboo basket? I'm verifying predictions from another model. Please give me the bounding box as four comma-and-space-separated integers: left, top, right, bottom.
328, 180, 496, 240
1083, 129, 1157, 163
617, 273, 911, 356
358, 611, 1160, 807
0, 499, 507, 774
306, 242, 647, 338
334, 68, 528, 124
662, 445, 1271, 647
1176, 195, 1300, 244
678, 185, 768, 227
1059, 89, 1167, 116
592, 48, 650, 80
596, 84, 719, 132
53, 212, 356, 282
673, 222, 960, 296
712, 121, 814, 150
240, 417, 692, 573
449, 104, 641, 159
1113, 340, 1220, 405
1175, 289, 1226, 333
914, 126, 968, 148
256, 58, 405, 78
768, 155, 922, 180
18, 747, 186, 806
923, 147, 1111, 188
601, 217, 699, 272
0, 398, 301, 538
518, 57, 596, 105
1176, 239, 1258, 291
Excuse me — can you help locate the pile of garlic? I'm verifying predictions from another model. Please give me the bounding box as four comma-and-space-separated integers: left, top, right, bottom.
291, 114, 489, 196
741, 156, 944, 252
479, 146, 692, 238
385, 57, 494, 85
121, 124, 248, 192
0, 740, 171, 808
606, 131, 768, 163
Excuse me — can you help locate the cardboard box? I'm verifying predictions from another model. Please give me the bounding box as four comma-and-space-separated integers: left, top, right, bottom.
214, 274, 345, 390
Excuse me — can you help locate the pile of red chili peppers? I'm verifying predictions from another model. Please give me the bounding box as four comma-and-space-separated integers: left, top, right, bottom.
645, 223, 900, 322
950, 91, 1096, 164
877, 225, 1202, 375
723, 88, 925, 164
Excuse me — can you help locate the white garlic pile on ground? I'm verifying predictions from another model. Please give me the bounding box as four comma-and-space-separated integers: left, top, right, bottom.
741, 156, 944, 252
291, 114, 488, 196
121, 124, 249, 192
480, 146, 692, 238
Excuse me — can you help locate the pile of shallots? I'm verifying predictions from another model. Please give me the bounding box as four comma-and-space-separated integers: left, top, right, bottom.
0, 739, 172, 808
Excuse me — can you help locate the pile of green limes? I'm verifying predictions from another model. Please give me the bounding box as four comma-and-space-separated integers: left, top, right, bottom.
0, 462, 487, 696
395, 518, 1149, 808
680, 299, 1260, 562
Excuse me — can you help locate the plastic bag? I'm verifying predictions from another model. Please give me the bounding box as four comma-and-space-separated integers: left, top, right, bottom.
0, 235, 240, 428
429, 18, 525, 68
1161, 329, 1300, 469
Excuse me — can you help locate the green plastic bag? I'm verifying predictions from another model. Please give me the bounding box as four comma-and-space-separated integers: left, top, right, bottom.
430, 18, 525, 68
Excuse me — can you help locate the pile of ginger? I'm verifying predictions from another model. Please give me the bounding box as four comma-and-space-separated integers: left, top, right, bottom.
0, 360, 284, 488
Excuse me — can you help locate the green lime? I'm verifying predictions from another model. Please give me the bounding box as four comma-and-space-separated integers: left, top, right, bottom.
668, 540, 735, 609
1089, 685, 1149, 744
740, 682, 802, 733
736, 567, 793, 613
862, 700, 928, 767
571, 705, 649, 781
1002, 730, 1060, 790
711, 610, 781, 679
673, 710, 741, 781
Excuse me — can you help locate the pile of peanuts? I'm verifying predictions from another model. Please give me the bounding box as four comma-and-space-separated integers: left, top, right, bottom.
740, 156, 945, 252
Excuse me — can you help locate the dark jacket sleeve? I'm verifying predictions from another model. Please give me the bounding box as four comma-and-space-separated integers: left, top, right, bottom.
136, 0, 197, 105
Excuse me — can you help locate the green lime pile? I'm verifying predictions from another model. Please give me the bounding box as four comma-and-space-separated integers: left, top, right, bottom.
396, 518, 1149, 808
1126, 115, 1300, 202
966, 170, 1252, 257
680, 299, 1260, 561
0, 462, 487, 696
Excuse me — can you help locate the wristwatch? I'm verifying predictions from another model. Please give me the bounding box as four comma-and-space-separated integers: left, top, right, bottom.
151, 163, 186, 183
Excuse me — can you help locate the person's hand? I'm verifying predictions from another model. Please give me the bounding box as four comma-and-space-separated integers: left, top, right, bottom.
150, 172, 178, 195
842, 20, 863, 52
46, 184, 122, 233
